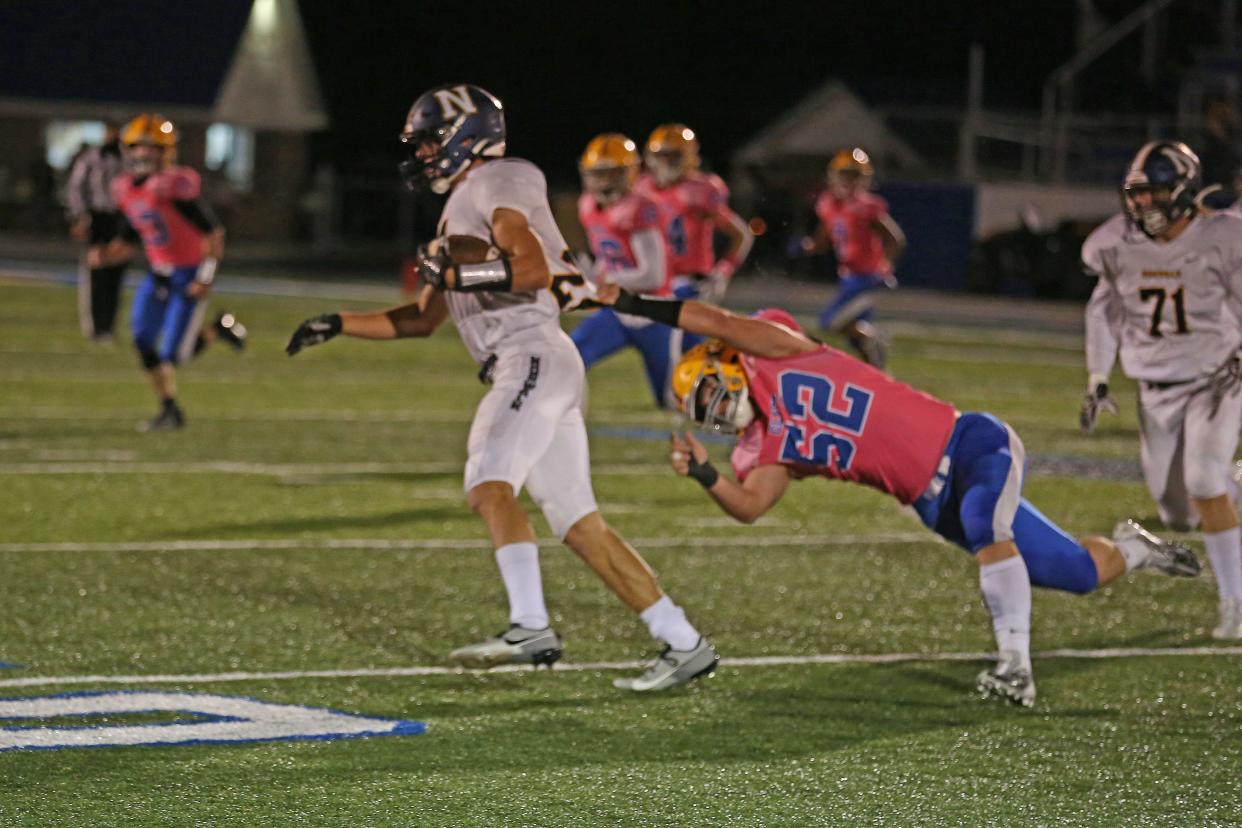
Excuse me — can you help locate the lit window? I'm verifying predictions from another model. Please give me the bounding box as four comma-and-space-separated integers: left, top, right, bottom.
205, 123, 255, 190
46, 121, 106, 170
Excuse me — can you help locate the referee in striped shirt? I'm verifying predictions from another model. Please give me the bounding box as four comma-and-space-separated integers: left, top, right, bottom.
66, 123, 131, 342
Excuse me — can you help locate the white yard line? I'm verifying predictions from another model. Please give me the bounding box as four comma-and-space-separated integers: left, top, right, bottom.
0, 460, 670, 476
1, 645, 1238, 689
0, 532, 934, 554
0, 408, 674, 426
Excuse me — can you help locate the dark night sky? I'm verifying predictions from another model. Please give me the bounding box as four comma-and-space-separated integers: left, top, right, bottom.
2, 0, 1217, 185
297, 1, 1084, 182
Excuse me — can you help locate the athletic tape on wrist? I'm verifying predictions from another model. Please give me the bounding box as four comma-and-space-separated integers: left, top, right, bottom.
687, 458, 719, 489
455, 259, 513, 291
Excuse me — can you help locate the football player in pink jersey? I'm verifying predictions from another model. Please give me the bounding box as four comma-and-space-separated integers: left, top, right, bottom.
97, 114, 245, 431
600, 288, 1201, 707
634, 124, 752, 304
801, 148, 905, 368
572, 133, 695, 407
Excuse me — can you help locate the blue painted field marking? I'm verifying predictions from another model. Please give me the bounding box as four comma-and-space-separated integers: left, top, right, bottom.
0, 663, 24, 670
0, 690, 425, 752
589, 425, 733, 445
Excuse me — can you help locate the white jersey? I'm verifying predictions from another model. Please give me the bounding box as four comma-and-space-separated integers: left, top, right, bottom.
437, 158, 583, 364
1082, 211, 1242, 382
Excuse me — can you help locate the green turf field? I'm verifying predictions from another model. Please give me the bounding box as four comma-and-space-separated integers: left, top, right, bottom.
1, 276, 1239, 827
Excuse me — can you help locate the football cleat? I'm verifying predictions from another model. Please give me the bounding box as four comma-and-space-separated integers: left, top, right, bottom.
1113, 519, 1201, 577
612, 637, 719, 692
213, 312, 247, 351
1213, 598, 1242, 640
447, 625, 562, 669
976, 665, 1036, 708
138, 402, 185, 433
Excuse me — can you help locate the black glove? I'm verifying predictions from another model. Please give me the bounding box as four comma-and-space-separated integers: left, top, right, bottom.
1208, 351, 1242, 419
285, 313, 342, 356
416, 245, 454, 290
1079, 382, 1118, 434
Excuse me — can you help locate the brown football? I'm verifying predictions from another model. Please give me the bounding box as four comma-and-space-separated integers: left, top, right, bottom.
444, 235, 499, 264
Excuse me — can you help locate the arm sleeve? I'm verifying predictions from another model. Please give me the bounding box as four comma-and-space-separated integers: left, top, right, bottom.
172, 197, 221, 233
1081, 226, 1121, 382
1084, 273, 1121, 382
602, 228, 665, 292
117, 212, 140, 244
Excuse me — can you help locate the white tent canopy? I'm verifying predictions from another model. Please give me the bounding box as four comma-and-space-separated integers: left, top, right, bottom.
213, 0, 327, 131
732, 80, 921, 170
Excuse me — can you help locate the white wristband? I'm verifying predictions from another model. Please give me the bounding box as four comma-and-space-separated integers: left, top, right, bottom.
196, 257, 218, 286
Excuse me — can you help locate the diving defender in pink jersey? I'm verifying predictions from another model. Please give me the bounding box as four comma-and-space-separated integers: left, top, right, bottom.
572, 133, 693, 407
97, 114, 242, 431
634, 124, 752, 304
602, 289, 1200, 707
801, 148, 905, 369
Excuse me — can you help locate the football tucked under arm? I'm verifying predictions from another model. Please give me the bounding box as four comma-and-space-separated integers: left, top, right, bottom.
435, 235, 499, 264
417, 234, 513, 292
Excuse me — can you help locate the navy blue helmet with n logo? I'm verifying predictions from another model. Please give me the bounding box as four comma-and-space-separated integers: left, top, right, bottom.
1122, 141, 1201, 238
399, 83, 506, 194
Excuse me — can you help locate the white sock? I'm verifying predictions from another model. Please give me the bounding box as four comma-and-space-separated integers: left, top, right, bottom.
639, 595, 701, 651
979, 556, 1032, 672
495, 542, 548, 630
1204, 528, 1242, 601
1114, 534, 1151, 572
1226, 475, 1239, 505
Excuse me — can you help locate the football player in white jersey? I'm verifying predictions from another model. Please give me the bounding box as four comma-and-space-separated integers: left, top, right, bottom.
1080, 140, 1242, 639
286, 84, 717, 690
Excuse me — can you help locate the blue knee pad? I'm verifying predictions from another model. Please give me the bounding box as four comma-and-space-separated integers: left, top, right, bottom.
915, 413, 1098, 594
1011, 500, 1099, 594
947, 413, 1021, 553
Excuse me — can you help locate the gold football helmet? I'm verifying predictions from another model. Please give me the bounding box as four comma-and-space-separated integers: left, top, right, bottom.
645, 123, 700, 187
671, 340, 754, 433
828, 147, 873, 195
580, 133, 640, 205
121, 113, 177, 175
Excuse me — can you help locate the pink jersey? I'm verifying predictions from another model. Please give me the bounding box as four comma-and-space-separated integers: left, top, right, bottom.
112, 166, 206, 269
635, 171, 731, 276
814, 190, 892, 277
730, 310, 957, 504
577, 191, 670, 294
